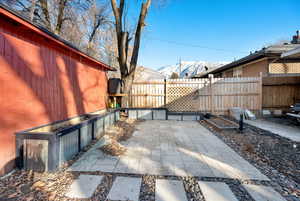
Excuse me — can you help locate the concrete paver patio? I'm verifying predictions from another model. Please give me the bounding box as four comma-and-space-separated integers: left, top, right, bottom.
246, 119, 300, 142
69, 120, 268, 181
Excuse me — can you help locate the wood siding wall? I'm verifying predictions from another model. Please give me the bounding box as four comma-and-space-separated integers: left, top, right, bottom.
221, 59, 269, 78
0, 15, 108, 175
130, 77, 262, 115
262, 76, 300, 111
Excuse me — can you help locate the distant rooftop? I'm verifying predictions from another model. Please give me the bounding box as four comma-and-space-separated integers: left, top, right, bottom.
194, 31, 300, 78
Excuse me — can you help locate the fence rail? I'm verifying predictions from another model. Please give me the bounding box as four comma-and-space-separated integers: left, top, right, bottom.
129, 77, 262, 115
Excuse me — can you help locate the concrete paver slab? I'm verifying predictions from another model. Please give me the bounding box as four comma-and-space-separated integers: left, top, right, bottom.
108, 177, 141, 201
68, 120, 268, 180
66, 175, 103, 199
155, 179, 188, 201
198, 181, 238, 201
246, 119, 300, 142
243, 184, 287, 201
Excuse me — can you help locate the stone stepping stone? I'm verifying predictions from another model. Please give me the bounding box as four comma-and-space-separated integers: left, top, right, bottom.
107, 177, 142, 201
66, 175, 103, 199
155, 179, 188, 201
243, 184, 287, 201
198, 181, 238, 201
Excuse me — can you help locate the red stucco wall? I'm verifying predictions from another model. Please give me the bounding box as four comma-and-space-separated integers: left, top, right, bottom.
0, 13, 108, 175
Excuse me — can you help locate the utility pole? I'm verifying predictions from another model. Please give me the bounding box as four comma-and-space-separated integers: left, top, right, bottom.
179, 57, 182, 78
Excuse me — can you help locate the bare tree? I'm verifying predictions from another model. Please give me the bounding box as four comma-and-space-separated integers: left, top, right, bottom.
170, 72, 179, 79
110, 0, 152, 106
85, 1, 111, 55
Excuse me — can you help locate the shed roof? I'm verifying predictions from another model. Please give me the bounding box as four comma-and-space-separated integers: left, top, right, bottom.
0, 4, 116, 71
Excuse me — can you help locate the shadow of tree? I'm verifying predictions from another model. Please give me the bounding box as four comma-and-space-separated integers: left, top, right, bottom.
0, 18, 106, 175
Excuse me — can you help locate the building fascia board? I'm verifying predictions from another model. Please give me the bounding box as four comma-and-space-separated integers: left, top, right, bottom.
0, 5, 116, 71
281, 47, 300, 58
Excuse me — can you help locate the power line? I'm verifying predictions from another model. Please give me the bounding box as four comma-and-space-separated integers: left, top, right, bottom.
145, 37, 249, 54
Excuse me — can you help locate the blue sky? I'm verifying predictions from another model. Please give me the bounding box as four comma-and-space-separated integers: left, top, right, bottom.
130, 0, 300, 69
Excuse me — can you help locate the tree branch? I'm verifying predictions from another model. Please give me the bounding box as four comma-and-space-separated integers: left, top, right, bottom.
55, 0, 68, 34
129, 0, 151, 73
39, 0, 52, 30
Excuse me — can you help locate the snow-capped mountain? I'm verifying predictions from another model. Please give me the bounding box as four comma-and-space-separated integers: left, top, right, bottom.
134, 66, 165, 81
157, 61, 228, 78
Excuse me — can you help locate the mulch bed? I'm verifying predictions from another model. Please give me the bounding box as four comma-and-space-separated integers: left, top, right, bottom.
200, 120, 300, 201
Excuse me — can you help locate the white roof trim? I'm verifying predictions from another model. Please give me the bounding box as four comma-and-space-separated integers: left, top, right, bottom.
281, 47, 300, 58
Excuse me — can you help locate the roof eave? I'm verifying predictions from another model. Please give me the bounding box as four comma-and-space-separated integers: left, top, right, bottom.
209, 53, 265, 75
0, 4, 116, 71
281, 47, 300, 58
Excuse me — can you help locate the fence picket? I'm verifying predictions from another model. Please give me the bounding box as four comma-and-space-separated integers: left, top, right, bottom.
130, 77, 261, 115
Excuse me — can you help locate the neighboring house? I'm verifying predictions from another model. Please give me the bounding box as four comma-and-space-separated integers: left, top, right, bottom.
0, 5, 115, 175
194, 31, 300, 78
193, 32, 300, 113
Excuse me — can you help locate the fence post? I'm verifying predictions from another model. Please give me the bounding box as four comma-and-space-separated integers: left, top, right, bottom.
164, 79, 167, 107
209, 74, 214, 114
258, 72, 263, 116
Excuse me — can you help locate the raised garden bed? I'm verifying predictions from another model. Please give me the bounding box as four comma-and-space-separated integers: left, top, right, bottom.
125, 108, 168, 120
125, 108, 204, 121
15, 109, 120, 172
205, 116, 239, 130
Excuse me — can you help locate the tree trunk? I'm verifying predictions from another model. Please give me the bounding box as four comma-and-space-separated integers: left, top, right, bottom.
122, 72, 135, 107
110, 0, 151, 107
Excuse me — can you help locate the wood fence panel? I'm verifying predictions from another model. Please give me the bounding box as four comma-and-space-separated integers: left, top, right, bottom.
130, 77, 262, 114
262, 76, 300, 111
130, 80, 165, 108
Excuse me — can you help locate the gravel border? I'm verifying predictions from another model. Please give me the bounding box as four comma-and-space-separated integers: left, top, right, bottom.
200, 120, 300, 201
182, 176, 205, 201
139, 175, 155, 201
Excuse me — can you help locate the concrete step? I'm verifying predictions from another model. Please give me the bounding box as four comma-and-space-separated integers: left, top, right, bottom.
155, 179, 188, 201
66, 175, 103, 199
107, 176, 142, 201
198, 181, 238, 201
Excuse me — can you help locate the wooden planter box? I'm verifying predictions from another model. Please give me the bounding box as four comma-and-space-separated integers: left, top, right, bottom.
15, 109, 120, 172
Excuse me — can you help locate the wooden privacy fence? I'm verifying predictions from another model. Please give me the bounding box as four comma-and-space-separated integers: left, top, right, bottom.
129, 77, 262, 115
262, 76, 300, 111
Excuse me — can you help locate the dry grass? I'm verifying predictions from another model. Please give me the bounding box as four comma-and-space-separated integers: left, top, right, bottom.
99, 118, 142, 156
100, 139, 127, 156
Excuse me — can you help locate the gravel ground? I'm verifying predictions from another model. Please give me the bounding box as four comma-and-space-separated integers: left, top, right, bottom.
182, 176, 205, 201
200, 120, 300, 201
139, 175, 155, 201
0, 118, 139, 201
1, 118, 299, 201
